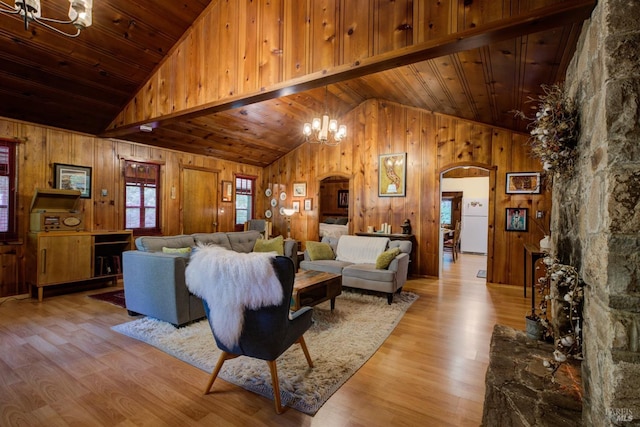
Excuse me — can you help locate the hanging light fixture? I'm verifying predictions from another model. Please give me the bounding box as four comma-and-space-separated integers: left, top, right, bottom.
303, 87, 347, 146
0, 0, 93, 37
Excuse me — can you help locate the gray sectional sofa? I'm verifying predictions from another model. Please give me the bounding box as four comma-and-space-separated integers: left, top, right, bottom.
299, 235, 411, 304
122, 230, 297, 326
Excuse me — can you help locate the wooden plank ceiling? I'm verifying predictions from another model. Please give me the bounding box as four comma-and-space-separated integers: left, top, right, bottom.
0, 0, 211, 135
0, 0, 592, 167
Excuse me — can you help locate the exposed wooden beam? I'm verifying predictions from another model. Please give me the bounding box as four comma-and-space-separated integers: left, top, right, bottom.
101, 0, 595, 139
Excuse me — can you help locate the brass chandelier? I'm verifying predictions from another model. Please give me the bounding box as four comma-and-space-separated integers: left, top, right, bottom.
302, 88, 347, 146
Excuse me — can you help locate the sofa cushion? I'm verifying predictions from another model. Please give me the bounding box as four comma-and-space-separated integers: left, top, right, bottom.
343, 264, 396, 282
335, 235, 389, 264
376, 247, 401, 269
135, 235, 196, 252
299, 259, 352, 275
227, 230, 261, 253
306, 241, 334, 260
162, 246, 192, 258
389, 240, 412, 254
192, 232, 232, 250
253, 235, 284, 255
320, 236, 340, 254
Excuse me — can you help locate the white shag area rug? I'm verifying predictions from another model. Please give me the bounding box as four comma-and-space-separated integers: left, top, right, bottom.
111, 290, 418, 415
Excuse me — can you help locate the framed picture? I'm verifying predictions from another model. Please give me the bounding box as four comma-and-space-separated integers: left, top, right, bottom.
292, 201, 300, 212
221, 180, 233, 202
506, 172, 541, 194
337, 190, 349, 208
379, 153, 407, 197
293, 182, 307, 197
505, 207, 528, 232
304, 198, 313, 211
53, 163, 92, 198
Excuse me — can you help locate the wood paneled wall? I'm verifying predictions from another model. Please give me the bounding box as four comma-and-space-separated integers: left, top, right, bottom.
0, 117, 262, 298
0, 97, 549, 297
262, 99, 551, 284
108, 0, 564, 130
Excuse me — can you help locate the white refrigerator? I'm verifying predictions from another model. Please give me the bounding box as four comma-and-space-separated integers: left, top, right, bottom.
461, 198, 488, 254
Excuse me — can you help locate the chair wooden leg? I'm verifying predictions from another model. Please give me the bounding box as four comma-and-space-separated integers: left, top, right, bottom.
204, 351, 237, 394
297, 335, 313, 368
267, 360, 285, 414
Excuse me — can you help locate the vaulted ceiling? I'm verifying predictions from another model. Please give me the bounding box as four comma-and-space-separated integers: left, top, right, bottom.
0, 0, 595, 167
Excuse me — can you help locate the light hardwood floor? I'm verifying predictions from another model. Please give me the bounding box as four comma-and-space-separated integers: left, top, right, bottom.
0, 254, 527, 426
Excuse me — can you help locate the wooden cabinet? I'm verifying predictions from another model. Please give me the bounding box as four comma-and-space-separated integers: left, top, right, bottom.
27, 230, 133, 301
34, 234, 93, 286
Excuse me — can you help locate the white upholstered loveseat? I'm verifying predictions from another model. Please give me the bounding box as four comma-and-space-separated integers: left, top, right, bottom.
299, 235, 411, 304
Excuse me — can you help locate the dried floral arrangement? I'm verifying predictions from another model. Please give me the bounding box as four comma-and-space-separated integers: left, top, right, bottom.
514, 83, 579, 179
534, 256, 584, 378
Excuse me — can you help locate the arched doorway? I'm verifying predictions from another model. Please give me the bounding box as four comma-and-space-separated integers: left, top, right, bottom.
317, 173, 351, 239
438, 163, 496, 282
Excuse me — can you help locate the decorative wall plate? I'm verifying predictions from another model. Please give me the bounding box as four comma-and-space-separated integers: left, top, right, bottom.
280, 191, 287, 201
265, 188, 272, 197
270, 198, 277, 207
265, 209, 272, 218
279, 207, 285, 215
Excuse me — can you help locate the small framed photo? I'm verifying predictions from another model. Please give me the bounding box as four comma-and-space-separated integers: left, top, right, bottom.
53, 163, 92, 198
293, 182, 307, 197
221, 180, 233, 202
506, 172, 541, 194
506, 207, 528, 232
304, 198, 313, 211
337, 190, 349, 208
292, 201, 300, 212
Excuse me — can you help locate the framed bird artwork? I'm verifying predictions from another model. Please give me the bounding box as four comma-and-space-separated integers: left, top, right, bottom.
378, 153, 407, 197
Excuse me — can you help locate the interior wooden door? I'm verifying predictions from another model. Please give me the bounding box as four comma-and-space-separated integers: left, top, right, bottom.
181, 167, 218, 234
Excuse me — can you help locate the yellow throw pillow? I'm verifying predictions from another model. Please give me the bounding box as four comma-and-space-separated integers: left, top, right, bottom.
162, 246, 192, 257
253, 235, 284, 255
375, 247, 401, 269
306, 241, 334, 261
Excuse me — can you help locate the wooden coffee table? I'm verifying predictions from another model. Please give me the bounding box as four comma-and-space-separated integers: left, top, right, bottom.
292, 270, 342, 311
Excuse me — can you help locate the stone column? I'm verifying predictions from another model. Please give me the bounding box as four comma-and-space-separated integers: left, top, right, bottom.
559, 0, 640, 425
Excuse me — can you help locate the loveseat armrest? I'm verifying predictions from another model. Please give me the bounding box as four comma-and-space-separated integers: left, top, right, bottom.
283, 238, 298, 270
289, 306, 313, 320
283, 238, 297, 259
388, 252, 410, 288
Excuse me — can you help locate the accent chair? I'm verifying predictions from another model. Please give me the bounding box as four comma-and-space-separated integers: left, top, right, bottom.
202, 256, 314, 414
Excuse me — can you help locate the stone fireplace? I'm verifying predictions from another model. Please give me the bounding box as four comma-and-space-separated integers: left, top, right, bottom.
555, 0, 640, 425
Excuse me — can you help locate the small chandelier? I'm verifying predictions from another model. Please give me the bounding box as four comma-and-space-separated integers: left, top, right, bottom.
303, 88, 347, 146
0, 0, 93, 37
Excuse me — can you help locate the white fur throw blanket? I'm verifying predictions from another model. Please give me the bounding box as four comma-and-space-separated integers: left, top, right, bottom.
335, 235, 390, 264
185, 245, 283, 348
